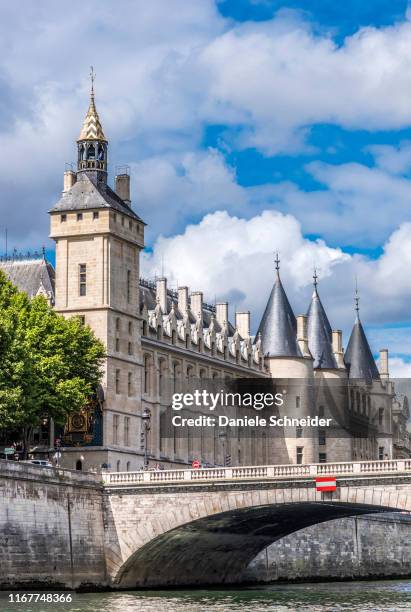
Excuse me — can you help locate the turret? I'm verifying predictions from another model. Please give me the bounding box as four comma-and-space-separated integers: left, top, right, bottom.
306, 270, 337, 369
344, 288, 379, 382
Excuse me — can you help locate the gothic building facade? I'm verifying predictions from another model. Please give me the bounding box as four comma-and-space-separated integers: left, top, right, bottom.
1, 85, 409, 471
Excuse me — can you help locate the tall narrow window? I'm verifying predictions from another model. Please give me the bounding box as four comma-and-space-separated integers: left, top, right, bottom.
124, 417, 130, 446
319, 429, 326, 446
144, 356, 150, 394
116, 317, 120, 331
296, 396, 301, 408
128, 321, 132, 335
128, 341, 133, 355
296, 446, 303, 464
127, 270, 131, 303
79, 264, 87, 296
115, 337, 120, 352
115, 369, 120, 394
113, 414, 119, 444
128, 372, 132, 396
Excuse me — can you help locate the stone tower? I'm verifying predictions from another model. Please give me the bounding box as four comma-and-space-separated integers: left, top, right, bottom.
49, 74, 145, 471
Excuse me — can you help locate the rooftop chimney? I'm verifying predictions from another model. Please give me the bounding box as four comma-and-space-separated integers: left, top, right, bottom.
191, 292, 203, 321
178, 286, 189, 314
379, 348, 389, 380
63, 170, 76, 192
236, 311, 250, 338
115, 170, 131, 205
297, 314, 310, 357
216, 303, 229, 329
156, 278, 167, 314
332, 330, 345, 368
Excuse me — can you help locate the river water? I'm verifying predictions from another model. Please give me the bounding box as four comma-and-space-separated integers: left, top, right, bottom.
1, 581, 411, 612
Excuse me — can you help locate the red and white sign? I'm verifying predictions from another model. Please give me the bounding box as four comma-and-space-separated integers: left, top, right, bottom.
315, 476, 337, 492
192, 459, 201, 469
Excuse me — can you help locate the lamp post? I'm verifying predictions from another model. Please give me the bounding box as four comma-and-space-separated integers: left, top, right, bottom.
142, 407, 151, 470
219, 429, 227, 467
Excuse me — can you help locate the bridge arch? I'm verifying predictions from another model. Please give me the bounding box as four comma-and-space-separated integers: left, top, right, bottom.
103, 478, 411, 588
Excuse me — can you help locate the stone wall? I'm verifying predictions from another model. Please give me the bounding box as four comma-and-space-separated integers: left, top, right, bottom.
2, 461, 411, 590
0, 461, 106, 590
244, 512, 411, 583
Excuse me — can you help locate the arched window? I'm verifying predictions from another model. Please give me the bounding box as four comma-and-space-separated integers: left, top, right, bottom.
87, 144, 96, 160
126, 461, 130, 472
75, 460, 82, 471
98, 144, 105, 160
116, 460, 121, 472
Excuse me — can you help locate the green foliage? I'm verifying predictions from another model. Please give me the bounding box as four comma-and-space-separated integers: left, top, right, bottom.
0, 270, 105, 432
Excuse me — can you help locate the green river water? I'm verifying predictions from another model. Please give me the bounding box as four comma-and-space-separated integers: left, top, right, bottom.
1, 581, 411, 612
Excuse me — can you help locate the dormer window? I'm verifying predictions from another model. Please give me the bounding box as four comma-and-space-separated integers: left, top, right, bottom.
93, 212, 99, 220
77, 213, 83, 221
61, 214, 67, 222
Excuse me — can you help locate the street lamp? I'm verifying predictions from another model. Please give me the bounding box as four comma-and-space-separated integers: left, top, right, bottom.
142, 407, 151, 470
219, 429, 227, 467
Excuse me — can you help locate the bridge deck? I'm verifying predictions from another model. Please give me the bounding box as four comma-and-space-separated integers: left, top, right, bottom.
103, 458, 411, 487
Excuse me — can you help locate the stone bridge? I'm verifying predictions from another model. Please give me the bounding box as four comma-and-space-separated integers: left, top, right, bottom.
102, 459, 411, 588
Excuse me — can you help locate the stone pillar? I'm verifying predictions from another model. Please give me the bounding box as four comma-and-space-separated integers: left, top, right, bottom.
156, 278, 167, 314
236, 311, 250, 338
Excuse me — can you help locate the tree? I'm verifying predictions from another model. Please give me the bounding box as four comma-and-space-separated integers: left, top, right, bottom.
0, 271, 105, 455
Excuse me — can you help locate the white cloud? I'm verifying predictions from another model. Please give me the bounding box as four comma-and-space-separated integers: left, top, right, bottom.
386, 357, 411, 379
142, 209, 411, 357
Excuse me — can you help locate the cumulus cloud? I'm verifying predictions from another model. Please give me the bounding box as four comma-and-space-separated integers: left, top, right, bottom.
5, 3, 411, 247
142, 209, 411, 357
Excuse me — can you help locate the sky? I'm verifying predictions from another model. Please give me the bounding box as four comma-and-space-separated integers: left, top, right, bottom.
2, 0, 411, 373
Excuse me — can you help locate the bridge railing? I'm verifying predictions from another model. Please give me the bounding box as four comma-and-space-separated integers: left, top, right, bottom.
102, 458, 411, 486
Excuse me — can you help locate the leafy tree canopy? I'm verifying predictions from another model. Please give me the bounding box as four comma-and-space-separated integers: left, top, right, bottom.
0, 270, 105, 434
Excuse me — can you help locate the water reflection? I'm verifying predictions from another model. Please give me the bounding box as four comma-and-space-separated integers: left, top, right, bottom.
1, 581, 411, 612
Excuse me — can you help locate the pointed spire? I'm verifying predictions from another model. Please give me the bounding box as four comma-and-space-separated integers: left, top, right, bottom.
255, 256, 301, 357
345, 285, 380, 381
313, 267, 318, 295
78, 67, 107, 142
354, 278, 360, 321
306, 272, 337, 369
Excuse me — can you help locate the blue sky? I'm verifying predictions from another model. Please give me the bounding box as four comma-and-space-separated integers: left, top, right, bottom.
2, 0, 411, 373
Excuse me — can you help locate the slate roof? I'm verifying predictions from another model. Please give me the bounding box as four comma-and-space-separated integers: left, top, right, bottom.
0, 258, 55, 300
49, 172, 144, 222
139, 283, 236, 335
344, 315, 380, 381
307, 285, 337, 369
255, 272, 301, 358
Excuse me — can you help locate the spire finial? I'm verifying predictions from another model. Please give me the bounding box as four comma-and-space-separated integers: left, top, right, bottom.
90, 65, 95, 97
354, 277, 360, 318
274, 252, 280, 277
313, 267, 318, 289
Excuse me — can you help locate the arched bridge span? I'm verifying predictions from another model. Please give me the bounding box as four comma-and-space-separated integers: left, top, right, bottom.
102, 460, 411, 588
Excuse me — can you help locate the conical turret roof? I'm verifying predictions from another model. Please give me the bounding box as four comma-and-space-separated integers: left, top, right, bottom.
344, 297, 379, 381
306, 278, 337, 369
78, 85, 107, 142
256, 261, 301, 358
